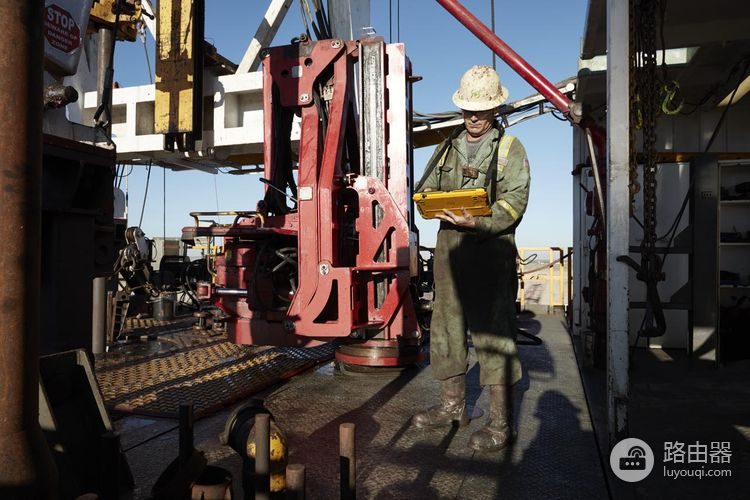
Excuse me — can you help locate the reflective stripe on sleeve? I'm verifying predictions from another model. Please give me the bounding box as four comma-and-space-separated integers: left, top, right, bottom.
496, 135, 515, 173
498, 199, 520, 221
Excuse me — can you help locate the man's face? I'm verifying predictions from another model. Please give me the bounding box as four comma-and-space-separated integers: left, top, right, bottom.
462, 108, 496, 140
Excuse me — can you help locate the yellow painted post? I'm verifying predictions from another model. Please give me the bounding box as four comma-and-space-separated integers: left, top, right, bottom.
155, 0, 204, 144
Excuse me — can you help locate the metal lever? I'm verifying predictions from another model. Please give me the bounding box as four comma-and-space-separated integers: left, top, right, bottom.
259, 178, 297, 203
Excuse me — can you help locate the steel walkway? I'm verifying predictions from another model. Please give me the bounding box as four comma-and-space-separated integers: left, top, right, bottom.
119, 313, 609, 499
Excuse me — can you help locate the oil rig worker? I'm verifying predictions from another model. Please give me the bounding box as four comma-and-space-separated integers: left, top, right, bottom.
413, 65, 530, 452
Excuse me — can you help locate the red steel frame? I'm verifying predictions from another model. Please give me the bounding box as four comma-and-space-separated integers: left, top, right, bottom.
186, 38, 421, 359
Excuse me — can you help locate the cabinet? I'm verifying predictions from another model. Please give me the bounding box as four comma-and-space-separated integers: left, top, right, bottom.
690, 155, 750, 364
717, 161, 750, 362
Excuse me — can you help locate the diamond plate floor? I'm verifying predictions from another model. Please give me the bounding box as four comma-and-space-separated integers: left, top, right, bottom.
119, 313, 608, 499
264, 313, 608, 499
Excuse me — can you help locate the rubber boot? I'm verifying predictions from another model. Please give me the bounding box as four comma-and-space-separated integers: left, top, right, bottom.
412, 374, 469, 428
468, 384, 513, 451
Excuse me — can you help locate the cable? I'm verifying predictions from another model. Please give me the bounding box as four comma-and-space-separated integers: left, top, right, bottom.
93, 0, 123, 140
140, 23, 153, 84
163, 166, 166, 240
704, 56, 750, 153
549, 108, 569, 122
389, 0, 392, 43
298, 0, 312, 39
632, 214, 644, 230
138, 161, 152, 228
491, 0, 496, 70
213, 175, 221, 224
518, 253, 538, 266
680, 53, 750, 115
397, 0, 400, 42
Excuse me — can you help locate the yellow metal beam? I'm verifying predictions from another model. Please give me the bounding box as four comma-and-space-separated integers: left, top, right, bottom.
155, 0, 204, 140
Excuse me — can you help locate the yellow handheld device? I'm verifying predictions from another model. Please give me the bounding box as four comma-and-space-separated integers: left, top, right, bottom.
412, 188, 492, 220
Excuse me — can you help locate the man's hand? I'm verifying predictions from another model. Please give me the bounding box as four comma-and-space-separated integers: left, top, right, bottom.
435, 207, 476, 228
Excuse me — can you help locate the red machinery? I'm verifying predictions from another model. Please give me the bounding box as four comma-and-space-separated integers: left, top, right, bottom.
183, 37, 425, 367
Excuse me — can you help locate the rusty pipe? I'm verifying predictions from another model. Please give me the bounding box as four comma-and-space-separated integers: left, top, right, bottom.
255, 413, 271, 500
339, 423, 356, 500
435, 0, 576, 120
0, 0, 58, 497
285, 464, 305, 500
43, 84, 78, 111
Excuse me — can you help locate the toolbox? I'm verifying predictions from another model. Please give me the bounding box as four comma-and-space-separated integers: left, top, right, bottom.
412, 188, 493, 219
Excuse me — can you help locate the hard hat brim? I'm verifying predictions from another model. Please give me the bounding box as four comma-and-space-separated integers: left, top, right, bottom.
451, 85, 509, 111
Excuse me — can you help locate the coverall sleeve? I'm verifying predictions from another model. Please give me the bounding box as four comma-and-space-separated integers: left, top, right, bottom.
415, 140, 449, 192
474, 140, 530, 236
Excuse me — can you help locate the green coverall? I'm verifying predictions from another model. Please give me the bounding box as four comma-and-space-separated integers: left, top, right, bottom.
419, 126, 530, 386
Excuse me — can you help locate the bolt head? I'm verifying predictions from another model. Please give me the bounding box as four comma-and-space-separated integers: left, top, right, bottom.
260, 49, 270, 59
300, 93, 310, 103
331, 39, 342, 49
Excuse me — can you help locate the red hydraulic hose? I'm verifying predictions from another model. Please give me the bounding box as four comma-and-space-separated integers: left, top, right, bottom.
436, 0, 574, 117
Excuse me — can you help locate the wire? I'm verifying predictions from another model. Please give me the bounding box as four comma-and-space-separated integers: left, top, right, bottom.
138, 161, 152, 228
680, 53, 750, 114
549, 108, 569, 121
491, 0, 496, 70
397, 0, 400, 42
704, 56, 750, 153
213, 174, 221, 224
518, 253, 538, 266
162, 166, 166, 240
140, 23, 153, 84
298, 0, 312, 39
389, 0, 392, 43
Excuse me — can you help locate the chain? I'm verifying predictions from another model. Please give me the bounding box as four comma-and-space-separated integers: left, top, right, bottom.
636, 0, 659, 252
628, 0, 640, 214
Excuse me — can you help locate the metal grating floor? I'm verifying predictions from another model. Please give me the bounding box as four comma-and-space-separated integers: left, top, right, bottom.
96, 339, 335, 418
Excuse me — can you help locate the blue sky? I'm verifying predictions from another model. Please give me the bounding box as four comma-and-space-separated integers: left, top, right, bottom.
113, 0, 586, 248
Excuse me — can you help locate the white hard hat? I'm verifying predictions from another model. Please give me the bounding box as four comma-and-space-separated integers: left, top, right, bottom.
452, 65, 509, 111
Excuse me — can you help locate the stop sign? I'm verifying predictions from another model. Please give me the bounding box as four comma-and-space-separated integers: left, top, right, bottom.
44, 4, 81, 54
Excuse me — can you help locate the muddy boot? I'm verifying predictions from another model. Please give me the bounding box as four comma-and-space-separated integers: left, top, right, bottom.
468, 384, 513, 451
412, 375, 469, 428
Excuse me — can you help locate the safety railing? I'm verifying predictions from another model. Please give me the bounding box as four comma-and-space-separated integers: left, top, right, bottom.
517, 246, 572, 313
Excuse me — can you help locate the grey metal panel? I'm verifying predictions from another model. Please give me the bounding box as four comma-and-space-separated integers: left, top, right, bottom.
572, 127, 594, 344
327, 0, 371, 40
726, 100, 750, 151
691, 154, 719, 364
669, 112, 702, 153
582, 0, 750, 58
657, 98, 750, 154
606, 0, 630, 445
360, 41, 384, 181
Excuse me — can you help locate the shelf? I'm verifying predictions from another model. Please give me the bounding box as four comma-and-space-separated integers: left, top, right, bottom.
720, 285, 750, 289
629, 245, 691, 254
720, 199, 750, 204
630, 301, 689, 310
720, 242, 750, 246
